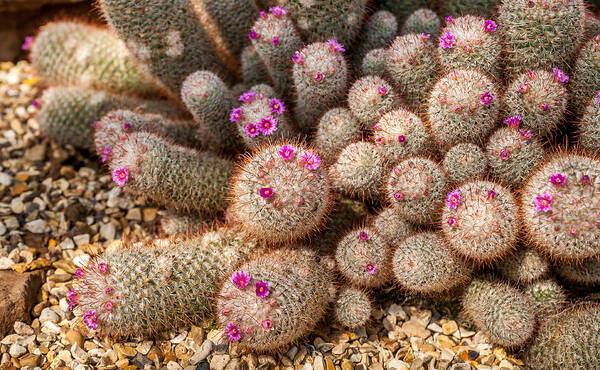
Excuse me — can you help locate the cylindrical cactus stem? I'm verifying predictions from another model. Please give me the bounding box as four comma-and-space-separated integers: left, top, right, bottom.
497, 247, 550, 285
526, 304, 600, 368
229, 143, 332, 245
437, 15, 501, 77
229, 85, 295, 149
578, 92, 600, 154
335, 227, 392, 288
555, 257, 600, 285
348, 75, 398, 126
108, 132, 234, 216
217, 247, 336, 352
241, 45, 271, 87
371, 107, 431, 163
292, 41, 348, 133
313, 108, 361, 165
334, 286, 372, 329
525, 279, 566, 319
427, 69, 499, 150
98, 0, 233, 94
312, 198, 368, 255
360, 48, 388, 78
462, 277, 536, 347
69, 227, 255, 338
386, 33, 439, 109
520, 153, 600, 261
382, 0, 432, 23
442, 143, 488, 184
372, 206, 413, 248
250, 7, 303, 98
503, 69, 568, 137
385, 157, 447, 225
352, 11, 398, 74
30, 21, 164, 97
401, 8, 441, 36
329, 141, 389, 200
159, 211, 212, 236
498, 0, 585, 76
441, 180, 519, 263
439, 0, 498, 18
181, 71, 244, 154
572, 35, 600, 118
393, 232, 472, 295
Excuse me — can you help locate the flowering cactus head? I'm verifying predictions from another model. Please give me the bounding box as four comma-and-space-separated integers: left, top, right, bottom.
348, 75, 398, 125
372, 108, 431, 163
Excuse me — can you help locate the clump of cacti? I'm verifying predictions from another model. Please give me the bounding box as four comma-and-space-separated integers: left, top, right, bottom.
401, 8, 441, 35
334, 287, 372, 329
442, 142, 488, 184
498, 247, 549, 285
372, 108, 431, 163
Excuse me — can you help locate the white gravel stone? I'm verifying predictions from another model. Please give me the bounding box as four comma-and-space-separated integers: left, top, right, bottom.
0, 257, 13, 270
73, 234, 90, 246
72, 254, 90, 268
99, 222, 116, 240
25, 219, 48, 233
8, 343, 26, 357
40, 307, 60, 323
60, 238, 75, 250
13, 321, 34, 336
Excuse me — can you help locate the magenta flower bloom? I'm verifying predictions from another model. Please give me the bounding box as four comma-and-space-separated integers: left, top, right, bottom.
552, 67, 569, 83
279, 145, 295, 160
248, 29, 258, 40
292, 51, 304, 64
22, 36, 33, 50
445, 16, 454, 24
245, 124, 259, 138
239, 91, 255, 102
487, 189, 496, 200
255, 281, 270, 298
597, 91, 600, 104
261, 319, 274, 331
101, 146, 111, 163
258, 116, 278, 135
259, 187, 273, 199
582, 175, 590, 183
75, 269, 83, 278
67, 288, 77, 310
398, 135, 406, 143
112, 167, 129, 187
422, 33, 431, 40
98, 263, 109, 274
484, 19, 497, 32
504, 115, 521, 129
359, 231, 369, 240
394, 192, 403, 200
92, 121, 98, 128
31, 100, 40, 109
269, 98, 285, 114
549, 173, 566, 186
230, 107, 243, 122
541, 103, 549, 111
299, 150, 321, 170
271, 37, 279, 46
259, 10, 267, 18
83, 310, 98, 330
480, 92, 494, 106
446, 189, 461, 209
269, 6, 287, 16
105, 287, 113, 295
519, 129, 533, 140
534, 192, 553, 212
231, 270, 251, 288
518, 82, 529, 93
440, 32, 456, 48
447, 217, 456, 227
377, 86, 387, 96
500, 148, 510, 160
327, 39, 345, 53
364, 263, 377, 275
104, 301, 114, 312
314, 72, 324, 82
225, 322, 241, 342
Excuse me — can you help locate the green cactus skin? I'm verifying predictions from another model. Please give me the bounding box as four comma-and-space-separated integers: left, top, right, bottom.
352, 11, 398, 74
498, 247, 550, 285
438, 15, 501, 78
312, 199, 368, 255
31, 21, 164, 97
70, 227, 255, 339
329, 141, 388, 200
525, 279, 566, 318
571, 35, 600, 118
278, 0, 368, 47
98, 0, 232, 94
526, 304, 600, 369
217, 247, 336, 352
485, 127, 545, 188
386, 33, 439, 109
442, 143, 488, 184
520, 153, 600, 261
462, 277, 536, 347
578, 92, 600, 154
393, 232, 472, 295
335, 227, 392, 288
334, 287, 372, 329
372, 108, 431, 164
442, 180, 519, 263
292, 42, 348, 133
181, 71, 244, 154
313, 108, 362, 165
229, 143, 332, 245
439, 0, 498, 18
360, 48, 388, 78
427, 69, 499, 150
38, 86, 183, 150
401, 8, 441, 36
251, 8, 303, 98
498, 0, 585, 77
386, 157, 447, 225
503, 69, 568, 137
382, 0, 433, 23
348, 75, 398, 126
372, 206, 413, 248
241, 45, 272, 87
556, 257, 600, 285
159, 212, 212, 236
109, 132, 233, 216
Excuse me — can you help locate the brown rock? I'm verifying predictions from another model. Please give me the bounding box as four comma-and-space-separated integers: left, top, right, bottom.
65, 329, 84, 348
10, 182, 28, 196
19, 353, 41, 367
0, 270, 43, 337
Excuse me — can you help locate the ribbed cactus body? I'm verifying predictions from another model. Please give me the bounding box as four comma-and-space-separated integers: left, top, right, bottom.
372, 108, 431, 163
526, 279, 565, 318
348, 75, 398, 126
442, 143, 488, 184
217, 247, 336, 352
334, 287, 372, 329
31, 21, 163, 96
313, 108, 361, 165
352, 11, 398, 74
241, 45, 271, 87
498, 248, 549, 285
401, 8, 441, 36
520, 153, 600, 261
556, 257, 600, 285
372, 207, 413, 248
578, 93, 600, 154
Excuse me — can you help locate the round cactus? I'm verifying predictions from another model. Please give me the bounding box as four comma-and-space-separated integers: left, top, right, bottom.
385, 157, 447, 224
386, 33, 439, 109
241, 45, 271, 87
437, 15, 501, 77
441, 180, 519, 263
578, 92, 600, 154
372, 108, 431, 163
520, 153, 600, 261
335, 227, 392, 288
372, 206, 413, 248
462, 277, 536, 347
442, 143, 488, 184
329, 141, 388, 200
427, 69, 499, 149
584, 13, 600, 40
555, 257, 600, 285
401, 8, 441, 36
571, 35, 600, 117
360, 48, 388, 78
485, 126, 545, 188
334, 287, 372, 329
503, 69, 568, 137
498, 247, 550, 285
292, 41, 348, 133
439, 0, 498, 18
352, 10, 398, 73
526, 304, 600, 368
313, 108, 361, 165
393, 232, 472, 295
229, 143, 332, 245
525, 279, 566, 318
217, 247, 336, 352
348, 75, 398, 126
